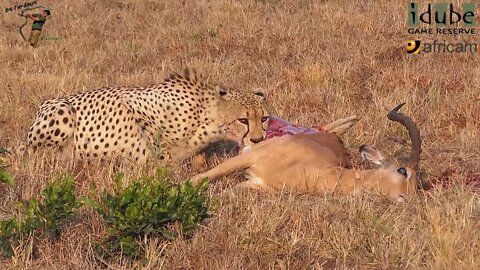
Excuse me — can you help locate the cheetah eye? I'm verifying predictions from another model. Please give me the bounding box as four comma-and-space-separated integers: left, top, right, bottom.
238, 118, 249, 125
397, 167, 407, 177
261, 116, 269, 123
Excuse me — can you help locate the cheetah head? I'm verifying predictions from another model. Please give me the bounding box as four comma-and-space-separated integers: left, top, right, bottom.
217, 88, 270, 150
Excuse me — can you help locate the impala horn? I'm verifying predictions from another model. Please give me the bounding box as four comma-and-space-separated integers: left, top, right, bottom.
387, 103, 422, 170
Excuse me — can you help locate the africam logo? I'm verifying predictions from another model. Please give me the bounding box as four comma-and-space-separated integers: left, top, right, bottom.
406, 40, 421, 55
406, 40, 477, 55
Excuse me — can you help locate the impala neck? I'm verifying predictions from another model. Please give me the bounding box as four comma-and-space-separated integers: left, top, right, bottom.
335, 168, 387, 193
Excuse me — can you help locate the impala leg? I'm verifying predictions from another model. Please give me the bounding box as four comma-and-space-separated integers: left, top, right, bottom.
322, 115, 360, 135
190, 151, 256, 185
219, 179, 274, 199
233, 180, 261, 190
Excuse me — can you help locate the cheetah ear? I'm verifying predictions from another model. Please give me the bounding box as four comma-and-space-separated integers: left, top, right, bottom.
218, 85, 231, 98
253, 88, 266, 100
219, 89, 228, 97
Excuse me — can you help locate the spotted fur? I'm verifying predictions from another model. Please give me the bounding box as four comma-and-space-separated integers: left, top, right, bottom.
25, 69, 270, 164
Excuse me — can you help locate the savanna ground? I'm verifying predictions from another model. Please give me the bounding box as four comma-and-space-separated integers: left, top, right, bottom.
1, 0, 480, 269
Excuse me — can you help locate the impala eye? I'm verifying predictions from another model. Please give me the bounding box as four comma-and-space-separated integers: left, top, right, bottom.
397, 167, 407, 177
238, 118, 248, 125
261, 116, 269, 123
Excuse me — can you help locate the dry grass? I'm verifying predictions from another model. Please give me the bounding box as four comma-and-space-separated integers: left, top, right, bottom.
1, 0, 479, 269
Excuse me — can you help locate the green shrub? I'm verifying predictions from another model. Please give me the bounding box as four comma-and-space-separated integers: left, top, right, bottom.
0, 177, 85, 257
0, 169, 210, 260
95, 170, 209, 260
21, 176, 83, 236
0, 147, 14, 186
0, 218, 20, 257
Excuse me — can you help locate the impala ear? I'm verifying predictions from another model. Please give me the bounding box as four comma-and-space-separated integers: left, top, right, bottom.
359, 145, 386, 166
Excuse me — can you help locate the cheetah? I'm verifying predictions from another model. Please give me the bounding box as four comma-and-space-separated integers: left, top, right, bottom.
25, 68, 270, 165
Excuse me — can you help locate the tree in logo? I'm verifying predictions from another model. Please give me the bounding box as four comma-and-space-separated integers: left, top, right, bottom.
17, 6, 51, 48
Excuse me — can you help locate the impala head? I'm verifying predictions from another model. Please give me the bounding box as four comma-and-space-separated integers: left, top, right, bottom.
360, 145, 418, 202
360, 103, 422, 202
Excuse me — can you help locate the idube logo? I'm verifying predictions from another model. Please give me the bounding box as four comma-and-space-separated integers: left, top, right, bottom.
406, 2, 478, 55
407, 2, 476, 35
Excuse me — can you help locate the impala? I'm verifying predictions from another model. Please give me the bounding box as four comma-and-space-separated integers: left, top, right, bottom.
191, 104, 421, 202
